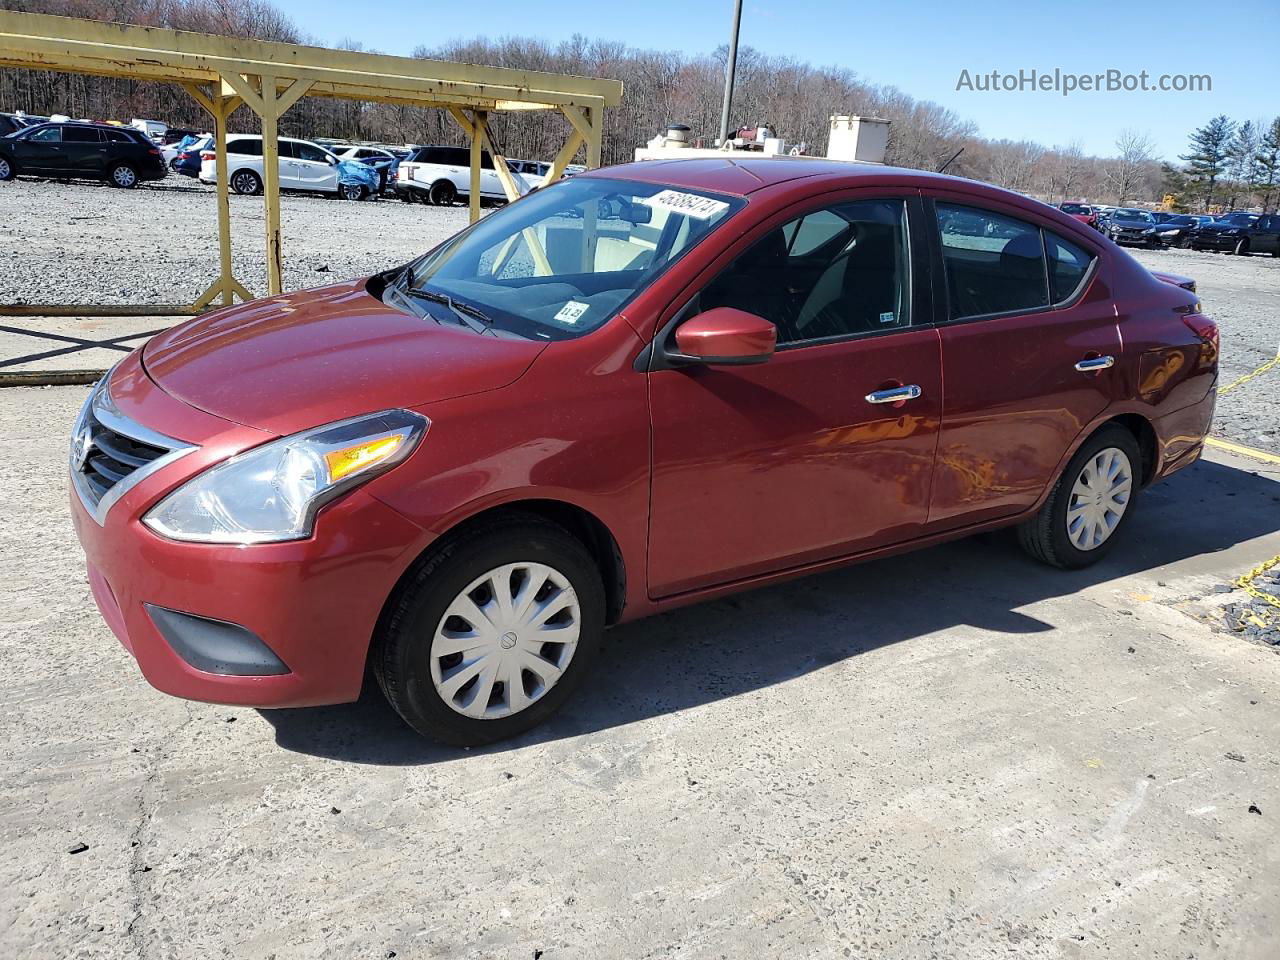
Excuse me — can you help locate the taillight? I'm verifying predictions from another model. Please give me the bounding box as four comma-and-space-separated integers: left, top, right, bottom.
200, 151, 215, 161
397, 166, 408, 180
148, 147, 160, 155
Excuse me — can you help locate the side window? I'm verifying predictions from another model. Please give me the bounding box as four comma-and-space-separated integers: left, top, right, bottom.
1045, 232, 1095, 303
29, 126, 61, 142
63, 127, 101, 143
480, 151, 495, 170
277, 140, 297, 159
294, 142, 329, 163
104, 130, 131, 143
227, 138, 261, 156
698, 198, 911, 345
936, 203, 1048, 318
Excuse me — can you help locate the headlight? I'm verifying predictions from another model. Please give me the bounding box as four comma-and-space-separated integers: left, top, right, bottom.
1159, 229, 1178, 235
143, 409, 428, 544
1141, 228, 1154, 235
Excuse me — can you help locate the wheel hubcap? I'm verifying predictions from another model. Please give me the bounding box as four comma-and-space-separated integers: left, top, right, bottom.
1066, 447, 1133, 550
430, 562, 580, 720
0, 159, 9, 177
114, 167, 134, 186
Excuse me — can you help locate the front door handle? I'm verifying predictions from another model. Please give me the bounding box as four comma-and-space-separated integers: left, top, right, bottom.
865, 384, 923, 404
1074, 355, 1115, 372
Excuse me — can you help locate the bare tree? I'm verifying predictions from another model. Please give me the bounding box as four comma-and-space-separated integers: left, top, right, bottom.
1106, 129, 1156, 203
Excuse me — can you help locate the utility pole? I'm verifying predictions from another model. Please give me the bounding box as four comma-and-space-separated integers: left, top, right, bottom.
717, 0, 743, 148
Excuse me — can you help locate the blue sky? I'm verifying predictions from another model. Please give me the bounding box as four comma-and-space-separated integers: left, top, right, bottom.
273, 0, 1276, 161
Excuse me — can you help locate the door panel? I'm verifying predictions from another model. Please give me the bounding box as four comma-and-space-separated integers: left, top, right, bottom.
19, 126, 64, 172
927, 196, 1119, 529
60, 127, 103, 173
648, 332, 942, 596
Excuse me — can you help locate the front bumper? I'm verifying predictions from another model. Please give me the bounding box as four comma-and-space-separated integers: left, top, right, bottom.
1191, 234, 1239, 250
1110, 231, 1158, 246
69, 360, 429, 708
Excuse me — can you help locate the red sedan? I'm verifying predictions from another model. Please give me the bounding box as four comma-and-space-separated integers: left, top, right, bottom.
1059, 202, 1099, 229
70, 158, 1218, 745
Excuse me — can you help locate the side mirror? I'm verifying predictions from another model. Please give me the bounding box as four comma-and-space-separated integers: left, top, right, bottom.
668, 307, 776, 367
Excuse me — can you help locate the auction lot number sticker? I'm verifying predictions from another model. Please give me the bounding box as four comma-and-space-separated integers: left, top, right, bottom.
641, 190, 730, 220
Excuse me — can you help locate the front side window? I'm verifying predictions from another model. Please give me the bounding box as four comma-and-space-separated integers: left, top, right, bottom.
697, 199, 911, 345
395, 177, 743, 341
294, 142, 330, 163
936, 203, 1048, 319
28, 125, 60, 143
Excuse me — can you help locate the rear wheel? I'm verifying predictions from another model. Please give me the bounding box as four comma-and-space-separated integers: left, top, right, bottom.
429, 179, 457, 206
108, 163, 138, 189
374, 516, 605, 746
1018, 425, 1141, 569
231, 169, 262, 196
1234, 237, 1250, 256
0, 155, 14, 181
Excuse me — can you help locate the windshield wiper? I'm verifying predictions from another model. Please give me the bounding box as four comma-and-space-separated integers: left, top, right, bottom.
405, 286, 493, 335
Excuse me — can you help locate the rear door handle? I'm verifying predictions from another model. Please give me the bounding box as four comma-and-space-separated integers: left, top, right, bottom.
865, 384, 922, 404
1074, 355, 1115, 372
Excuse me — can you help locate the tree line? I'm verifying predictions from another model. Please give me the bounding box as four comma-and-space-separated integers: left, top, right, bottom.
0, 0, 1271, 211
1163, 116, 1280, 213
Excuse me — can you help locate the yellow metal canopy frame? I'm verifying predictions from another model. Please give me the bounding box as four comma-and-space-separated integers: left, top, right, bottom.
0, 11, 622, 317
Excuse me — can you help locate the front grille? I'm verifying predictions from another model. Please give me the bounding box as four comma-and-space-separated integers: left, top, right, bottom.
70, 376, 192, 524
76, 407, 167, 510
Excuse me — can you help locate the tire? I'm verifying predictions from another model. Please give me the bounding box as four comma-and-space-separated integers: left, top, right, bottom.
339, 182, 365, 201
1017, 425, 1142, 570
0, 154, 14, 181
108, 163, 138, 189
374, 515, 605, 746
1233, 238, 1250, 256
429, 179, 457, 206
230, 169, 262, 196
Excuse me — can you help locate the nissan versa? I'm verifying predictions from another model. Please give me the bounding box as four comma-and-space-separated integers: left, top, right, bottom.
70, 158, 1218, 745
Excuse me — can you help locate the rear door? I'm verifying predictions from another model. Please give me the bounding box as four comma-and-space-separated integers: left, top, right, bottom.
61, 126, 104, 174
925, 195, 1117, 530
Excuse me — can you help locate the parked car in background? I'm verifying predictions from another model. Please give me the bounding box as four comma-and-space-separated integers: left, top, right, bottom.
1102, 207, 1164, 247
0, 112, 35, 136
1190, 212, 1280, 255
330, 145, 402, 193
0, 121, 166, 188
393, 144, 510, 205
200, 135, 370, 199
171, 135, 212, 178
1149, 213, 1200, 248
68, 159, 1218, 746
1059, 202, 1098, 229
129, 118, 167, 141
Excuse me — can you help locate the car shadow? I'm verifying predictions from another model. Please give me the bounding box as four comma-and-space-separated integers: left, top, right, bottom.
260, 458, 1280, 765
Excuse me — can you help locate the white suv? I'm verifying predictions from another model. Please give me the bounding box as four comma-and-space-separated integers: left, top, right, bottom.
392, 145, 539, 206
199, 135, 356, 198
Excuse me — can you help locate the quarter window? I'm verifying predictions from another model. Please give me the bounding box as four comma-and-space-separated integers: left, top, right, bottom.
936, 203, 1048, 318
1046, 232, 1095, 303
104, 130, 132, 143
697, 199, 912, 345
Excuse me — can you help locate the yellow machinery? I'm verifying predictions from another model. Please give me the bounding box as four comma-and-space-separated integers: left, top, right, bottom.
0, 11, 622, 317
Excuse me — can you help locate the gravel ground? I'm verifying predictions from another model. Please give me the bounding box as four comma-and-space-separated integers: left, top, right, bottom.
0, 177, 1276, 454
2, 384, 1279, 959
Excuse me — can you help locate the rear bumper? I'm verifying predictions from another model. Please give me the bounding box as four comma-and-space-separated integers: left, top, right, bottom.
1190, 235, 1238, 250
1151, 385, 1217, 482
391, 179, 428, 200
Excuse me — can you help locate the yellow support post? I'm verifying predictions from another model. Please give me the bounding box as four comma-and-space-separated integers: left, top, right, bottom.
468, 109, 484, 225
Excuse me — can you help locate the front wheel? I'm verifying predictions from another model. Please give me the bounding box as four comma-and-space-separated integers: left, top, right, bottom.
1018, 425, 1141, 569
338, 182, 365, 201
374, 516, 605, 746
1234, 238, 1250, 256
0, 155, 14, 181
109, 163, 138, 188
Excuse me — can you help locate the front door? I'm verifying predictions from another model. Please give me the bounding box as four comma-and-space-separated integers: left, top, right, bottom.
647, 195, 942, 598
293, 141, 339, 192
926, 196, 1119, 529
18, 125, 64, 172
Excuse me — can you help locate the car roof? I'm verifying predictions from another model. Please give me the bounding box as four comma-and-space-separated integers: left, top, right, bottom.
584, 156, 1019, 198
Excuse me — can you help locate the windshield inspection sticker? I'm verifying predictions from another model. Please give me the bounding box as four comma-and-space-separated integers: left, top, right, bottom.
555, 300, 591, 324
641, 189, 730, 220
879, 311, 896, 324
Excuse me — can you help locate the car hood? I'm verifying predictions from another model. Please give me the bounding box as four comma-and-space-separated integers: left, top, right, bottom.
142, 279, 546, 435
1110, 218, 1155, 229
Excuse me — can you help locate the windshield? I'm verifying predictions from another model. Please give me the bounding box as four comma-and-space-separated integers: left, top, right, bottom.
1060, 203, 1089, 214
395, 176, 744, 341
1115, 208, 1153, 222
1165, 215, 1195, 225
1221, 213, 1259, 225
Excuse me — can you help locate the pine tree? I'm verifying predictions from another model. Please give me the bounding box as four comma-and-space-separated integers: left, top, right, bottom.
1180, 115, 1236, 211
1256, 118, 1280, 214
1224, 120, 1259, 210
